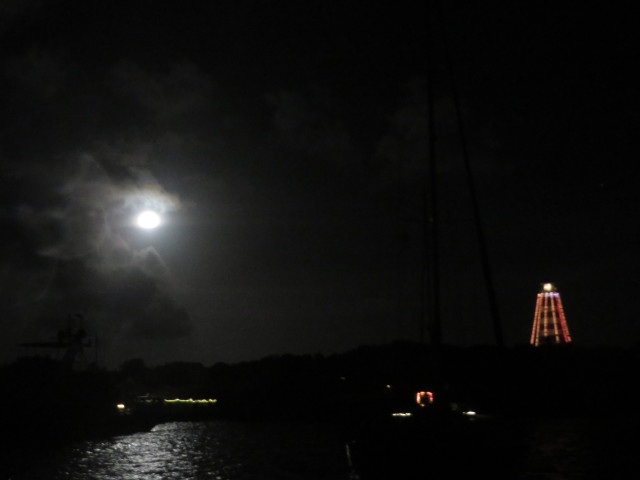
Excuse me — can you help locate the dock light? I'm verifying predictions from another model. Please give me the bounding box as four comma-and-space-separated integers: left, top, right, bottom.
391, 412, 413, 417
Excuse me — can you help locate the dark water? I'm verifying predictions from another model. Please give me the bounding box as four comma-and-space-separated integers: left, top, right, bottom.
516, 416, 640, 479
348, 414, 640, 480
3, 420, 352, 480
3, 416, 639, 479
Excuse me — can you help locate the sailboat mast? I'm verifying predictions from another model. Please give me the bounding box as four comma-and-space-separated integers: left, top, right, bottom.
438, 3, 505, 348
423, 0, 441, 347
422, 0, 504, 348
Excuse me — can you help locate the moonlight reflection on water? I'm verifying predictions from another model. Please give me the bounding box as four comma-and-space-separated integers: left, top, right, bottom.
11, 421, 351, 480
5, 416, 640, 479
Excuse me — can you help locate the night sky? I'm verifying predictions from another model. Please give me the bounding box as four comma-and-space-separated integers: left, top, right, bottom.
1, 0, 639, 367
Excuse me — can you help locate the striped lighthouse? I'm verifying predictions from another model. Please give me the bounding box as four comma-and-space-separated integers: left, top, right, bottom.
530, 283, 572, 346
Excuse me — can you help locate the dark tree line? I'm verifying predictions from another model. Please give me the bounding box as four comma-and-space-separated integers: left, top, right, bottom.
2, 341, 639, 429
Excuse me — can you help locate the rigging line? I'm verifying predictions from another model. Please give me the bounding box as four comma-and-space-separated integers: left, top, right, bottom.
437, 1, 505, 348
424, 0, 441, 347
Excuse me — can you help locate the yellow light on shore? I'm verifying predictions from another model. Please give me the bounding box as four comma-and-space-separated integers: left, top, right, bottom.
163, 398, 217, 404
116, 403, 126, 410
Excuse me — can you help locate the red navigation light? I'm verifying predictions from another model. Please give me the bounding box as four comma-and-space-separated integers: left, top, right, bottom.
416, 391, 434, 406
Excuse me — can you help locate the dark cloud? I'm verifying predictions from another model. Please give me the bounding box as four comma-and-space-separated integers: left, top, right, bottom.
0, 16, 212, 365
1, 1, 429, 368
4, 47, 66, 97
267, 88, 356, 164
0, 56, 192, 362
2, 1, 639, 367
0, 157, 192, 360
109, 60, 215, 125
0, 0, 42, 34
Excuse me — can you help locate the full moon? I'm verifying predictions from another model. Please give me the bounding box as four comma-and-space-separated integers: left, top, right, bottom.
136, 210, 161, 229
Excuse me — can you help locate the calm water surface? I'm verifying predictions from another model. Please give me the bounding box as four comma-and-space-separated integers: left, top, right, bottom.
5, 416, 639, 479
6, 420, 353, 480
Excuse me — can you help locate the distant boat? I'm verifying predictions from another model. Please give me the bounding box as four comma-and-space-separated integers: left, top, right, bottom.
344, 388, 526, 479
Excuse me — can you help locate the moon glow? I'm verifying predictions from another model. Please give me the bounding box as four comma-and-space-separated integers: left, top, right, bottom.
136, 210, 161, 229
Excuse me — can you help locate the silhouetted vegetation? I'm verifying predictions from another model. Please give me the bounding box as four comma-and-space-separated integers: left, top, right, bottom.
2, 341, 639, 446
